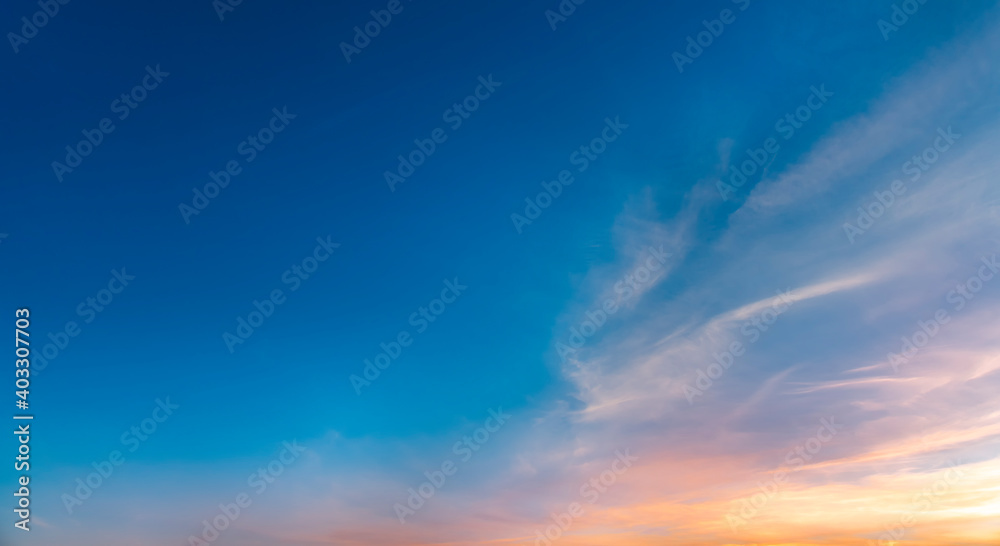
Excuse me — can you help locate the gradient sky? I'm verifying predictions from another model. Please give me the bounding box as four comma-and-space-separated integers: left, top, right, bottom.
2, 0, 1000, 545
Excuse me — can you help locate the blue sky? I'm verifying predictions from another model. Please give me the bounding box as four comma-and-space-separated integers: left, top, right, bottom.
2, 0, 1000, 545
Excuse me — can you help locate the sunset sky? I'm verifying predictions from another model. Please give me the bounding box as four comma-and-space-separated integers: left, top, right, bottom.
2, 0, 1000, 545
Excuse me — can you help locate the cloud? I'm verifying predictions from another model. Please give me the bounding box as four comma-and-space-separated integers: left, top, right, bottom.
21, 10, 1000, 546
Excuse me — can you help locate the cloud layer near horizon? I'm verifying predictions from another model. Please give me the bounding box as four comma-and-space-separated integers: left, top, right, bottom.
22, 7, 1000, 546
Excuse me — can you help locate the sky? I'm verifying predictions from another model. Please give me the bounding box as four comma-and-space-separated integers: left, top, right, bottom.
1, 0, 1000, 545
